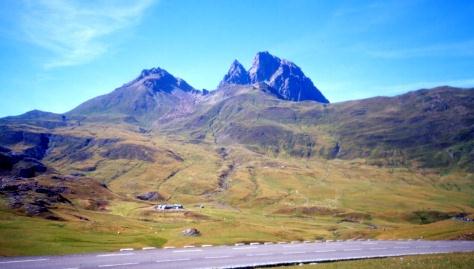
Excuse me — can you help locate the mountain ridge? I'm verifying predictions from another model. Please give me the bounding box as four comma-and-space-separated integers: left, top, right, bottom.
0, 52, 473, 172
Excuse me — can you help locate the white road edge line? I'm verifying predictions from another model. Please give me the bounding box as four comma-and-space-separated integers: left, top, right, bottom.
205, 256, 231, 259
156, 258, 191, 263
0, 258, 49, 264
98, 262, 139, 268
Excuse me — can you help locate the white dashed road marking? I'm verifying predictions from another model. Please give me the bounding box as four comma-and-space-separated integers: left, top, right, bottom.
0, 259, 49, 264
246, 253, 272, 257
98, 262, 139, 268
205, 256, 232, 259
156, 258, 191, 263
313, 250, 336, 253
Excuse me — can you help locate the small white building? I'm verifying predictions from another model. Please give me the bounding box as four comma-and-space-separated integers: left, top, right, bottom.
155, 204, 184, 211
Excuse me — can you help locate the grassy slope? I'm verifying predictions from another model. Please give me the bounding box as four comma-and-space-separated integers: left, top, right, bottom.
1, 88, 473, 256
0, 199, 166, 256
2, 123, 473, 256
271, 252, 474, 269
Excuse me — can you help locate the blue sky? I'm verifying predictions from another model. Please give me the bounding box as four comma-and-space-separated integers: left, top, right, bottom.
0, 0, 473, 117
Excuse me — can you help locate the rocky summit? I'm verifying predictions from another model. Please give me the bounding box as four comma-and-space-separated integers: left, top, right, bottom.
220, 51, 329, 103
219, 60, 250, 86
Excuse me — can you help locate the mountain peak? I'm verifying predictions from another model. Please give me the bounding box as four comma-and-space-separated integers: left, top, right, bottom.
134, 67, 194, 93
221, 51, 329, 103
249, 51, 281, 83
219, 60, 250, 86
68, 66, 197, 119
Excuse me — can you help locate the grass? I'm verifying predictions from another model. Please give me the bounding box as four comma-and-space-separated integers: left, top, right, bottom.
1, 123, 473, 256
270, 252, 474, 269
0, 203, 166, 256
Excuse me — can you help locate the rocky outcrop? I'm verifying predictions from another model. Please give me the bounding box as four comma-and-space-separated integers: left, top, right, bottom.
219, 60, 250, 86
0, 177, 70, 218
136, 191, 163, 201
0, 127, 51, 160
249, 51, 329, 103
182, 228, 200, 236
218, 51, 329, 103
0, 151, 48, 178
248, 51, 282, 83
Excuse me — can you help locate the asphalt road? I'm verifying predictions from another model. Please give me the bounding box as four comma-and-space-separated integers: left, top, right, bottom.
1, 240, 473, 269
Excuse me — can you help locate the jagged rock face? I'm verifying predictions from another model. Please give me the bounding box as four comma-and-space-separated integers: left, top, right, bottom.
219, 60, 250, 86
248, 51, 281, 82
220, 51, 329, 103
249, 51, 329, 103
268, 59, 329, 102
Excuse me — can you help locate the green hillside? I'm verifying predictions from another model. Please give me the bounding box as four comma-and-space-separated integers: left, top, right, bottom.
1, 83, 473, 256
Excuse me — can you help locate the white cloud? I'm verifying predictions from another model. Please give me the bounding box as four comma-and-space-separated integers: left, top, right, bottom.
21, 0, 156, 68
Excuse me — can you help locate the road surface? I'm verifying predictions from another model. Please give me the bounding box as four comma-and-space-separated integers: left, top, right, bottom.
1, 240, 473, 269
